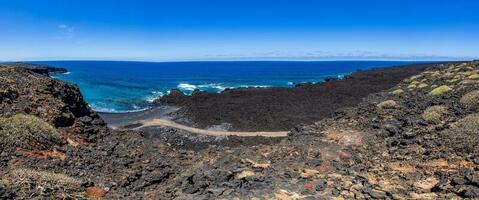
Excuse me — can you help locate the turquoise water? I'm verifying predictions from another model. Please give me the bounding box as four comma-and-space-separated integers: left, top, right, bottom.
35, 61, 416, 113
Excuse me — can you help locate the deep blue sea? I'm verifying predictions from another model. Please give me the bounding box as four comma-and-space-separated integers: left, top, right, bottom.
33, 61, 417, 113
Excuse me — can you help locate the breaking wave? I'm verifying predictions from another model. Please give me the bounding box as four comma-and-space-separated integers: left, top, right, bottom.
89, 103, 150, 113
177, 83, 229, 93
146, 91, 164, 103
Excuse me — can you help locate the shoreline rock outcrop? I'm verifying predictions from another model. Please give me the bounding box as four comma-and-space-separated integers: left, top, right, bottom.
154, 62, 445, 131
5, 62, 68, 75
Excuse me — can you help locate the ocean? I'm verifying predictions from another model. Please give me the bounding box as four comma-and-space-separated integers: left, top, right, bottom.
34, 61, 417, 113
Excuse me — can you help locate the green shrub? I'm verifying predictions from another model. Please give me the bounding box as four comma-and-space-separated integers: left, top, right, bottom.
422, 106, 447, 124
0, 114, 62, 150
460, 89, 479, 110
428, 85, 452, 96
417, 83, 428, 89
377, 100, 398, 109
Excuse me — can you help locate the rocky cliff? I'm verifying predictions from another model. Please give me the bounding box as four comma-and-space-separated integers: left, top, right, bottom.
5, 62, 68, 75
0, 65, 108, 148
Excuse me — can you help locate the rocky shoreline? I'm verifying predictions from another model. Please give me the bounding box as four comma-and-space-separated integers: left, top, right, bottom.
154, 62, 442, 131
5, 62, 68, 75
1, 61, 478, 199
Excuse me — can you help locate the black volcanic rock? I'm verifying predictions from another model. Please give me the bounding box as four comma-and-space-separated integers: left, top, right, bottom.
192, 89, 208, 96
0, 65, 108, 140
156, 89, 188, 105
154, 63, 439, 131
4, 62, 68, 75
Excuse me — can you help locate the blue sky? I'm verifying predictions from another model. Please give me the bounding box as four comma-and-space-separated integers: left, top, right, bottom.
1, 0, 478, 61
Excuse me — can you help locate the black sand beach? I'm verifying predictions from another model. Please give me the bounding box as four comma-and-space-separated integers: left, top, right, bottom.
99, 106, 179, 128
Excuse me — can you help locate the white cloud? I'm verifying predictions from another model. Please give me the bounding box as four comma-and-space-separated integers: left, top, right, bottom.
200, 50, 471, 61
57, 24, 75, 39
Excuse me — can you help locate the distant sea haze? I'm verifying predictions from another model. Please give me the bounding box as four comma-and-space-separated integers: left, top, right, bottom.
39, 61, 420, 113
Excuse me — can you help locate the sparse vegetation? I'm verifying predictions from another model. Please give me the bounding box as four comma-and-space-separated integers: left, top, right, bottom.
3, 61, 479, 199
0, 114, 62, 150
460, 89, 479, 110
1, 168, 84, 198
428, 85, 452, 96
422, 105, 447, 124
377, 100, 398, 109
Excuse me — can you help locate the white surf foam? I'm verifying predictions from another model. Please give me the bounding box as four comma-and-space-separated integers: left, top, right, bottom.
178, 83, 197, 91
146, 91, 164, 103
239, 85, 270, 88
88, 103, 150, 114
198, 83, 228, 91
178, 83, 230, 93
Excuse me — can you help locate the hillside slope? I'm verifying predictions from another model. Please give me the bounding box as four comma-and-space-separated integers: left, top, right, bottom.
0, 62, 478, 199
152, 61, 479, 199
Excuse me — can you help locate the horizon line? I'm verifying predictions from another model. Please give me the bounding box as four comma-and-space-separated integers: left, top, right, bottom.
2, 57, 476, 63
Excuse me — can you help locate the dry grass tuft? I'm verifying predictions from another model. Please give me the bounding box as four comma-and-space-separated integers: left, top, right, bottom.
442, 114, 479, 154
391, 89, 404, 95
1, 168, 84, 198
428, 85, 452, 96
431, 71, 441, 77
446, 114, 479, 136
377, 100, 398, 109
0, 114, 62, 151
460, 89, 479, 110
236, 170, 256, 179
468, 74, 479, 80
422, 106, 447, 124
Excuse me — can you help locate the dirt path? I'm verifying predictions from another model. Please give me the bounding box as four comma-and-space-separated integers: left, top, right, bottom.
135, 118, 289, 137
